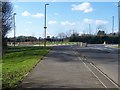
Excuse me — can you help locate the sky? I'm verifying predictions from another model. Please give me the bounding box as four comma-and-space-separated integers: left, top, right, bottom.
8, 2, 119, 38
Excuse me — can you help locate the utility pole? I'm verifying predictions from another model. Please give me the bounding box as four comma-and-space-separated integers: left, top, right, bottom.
118, 2, 120, 37
44, 4, 49, 47
112, 16, 114, 44
112, 16, 114, 35
89, 24, 91, 35
13, 13, 16, 47
39, 37, 40, 46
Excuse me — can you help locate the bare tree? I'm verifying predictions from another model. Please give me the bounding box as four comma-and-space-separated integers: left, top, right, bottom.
66, 30, 72, 38
66, 29, 77, 38
58, 32, 66, 39
96, 25, 107, 34
1, 1, 13, 54
0, 1, 2, 58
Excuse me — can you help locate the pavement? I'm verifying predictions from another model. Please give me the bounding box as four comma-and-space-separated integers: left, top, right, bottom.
19, 45, 119, 89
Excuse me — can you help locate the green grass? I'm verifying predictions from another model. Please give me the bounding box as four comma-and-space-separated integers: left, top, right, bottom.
2, 46, 50, 88
113, 45, 120, 48
118, 45, 120, 48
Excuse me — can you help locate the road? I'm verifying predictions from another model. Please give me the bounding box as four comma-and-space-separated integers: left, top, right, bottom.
19, 45, 119, 89
75, 44, 119, 85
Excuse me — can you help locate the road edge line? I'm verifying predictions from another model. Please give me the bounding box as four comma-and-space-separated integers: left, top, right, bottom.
90, 62, 119, 88
74, 51, 107, 88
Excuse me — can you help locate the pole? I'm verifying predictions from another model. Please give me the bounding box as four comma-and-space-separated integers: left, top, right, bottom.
111, 16, 114, 44
112, 16, 114, 34
13, 13, 16, 47
118, 2, 120, 37
89, 24, 91, 35
44, 4, 49, 47
44, 4, 46, 47
118, 2, 120, 46
39, 37, 40, 46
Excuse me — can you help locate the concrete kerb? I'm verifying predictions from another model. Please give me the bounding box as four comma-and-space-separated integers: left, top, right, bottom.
77, 42, 87, 47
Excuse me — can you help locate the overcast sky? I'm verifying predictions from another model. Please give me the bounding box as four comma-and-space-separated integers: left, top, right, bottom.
8, 2, 118, 38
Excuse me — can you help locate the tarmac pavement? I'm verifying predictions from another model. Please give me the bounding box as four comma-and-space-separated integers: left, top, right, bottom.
19, 45, 119, 89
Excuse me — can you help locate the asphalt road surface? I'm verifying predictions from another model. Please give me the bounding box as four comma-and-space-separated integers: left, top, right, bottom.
75, 44, 119, 85
19, 45, 119, 89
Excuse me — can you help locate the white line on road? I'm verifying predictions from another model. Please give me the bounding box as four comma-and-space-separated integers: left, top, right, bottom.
74, 51, 107, 88
88, 47, 113, 51
90, 63, 119, 88
83, 61, 107, 88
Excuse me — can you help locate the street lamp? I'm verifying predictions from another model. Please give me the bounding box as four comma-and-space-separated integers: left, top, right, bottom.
112, 16, 114, 44
112, 16, 114, 34
44, 4, 49, 47
118, 2, 120, 36
13, 13, 16, 47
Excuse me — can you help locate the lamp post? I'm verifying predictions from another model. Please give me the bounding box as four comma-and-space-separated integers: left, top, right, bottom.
89, 24, 91, 35
112, 16, 114, 34
13, 13, 16, 47
118, 2, 120, 36
112, 16, 114, 44
44, 4, 49, 47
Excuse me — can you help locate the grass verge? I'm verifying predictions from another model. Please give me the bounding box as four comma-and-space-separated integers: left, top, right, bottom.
2, 46, 50, 88
118, 45, 120, 48
113, 45, 120, 48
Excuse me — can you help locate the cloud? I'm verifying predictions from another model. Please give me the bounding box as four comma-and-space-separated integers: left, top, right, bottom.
14, 5, 19, 8
48, 21, 57, 24
22, 11, 44, 18
27, 21, 32, 24
51, 0, 56, 2
79, 31, 84, 35
25, 28, 29, 31
114, 27, 118, 33
54, 13, 59, 15
32, 13, 44, 18
84, 18, 94, 23
84, 18, 109, 25
95, 20, 108, 25
22, 11, 31, 16
114, 2, 118, 6
72, 2, 93, 13
61, 21, 76, 26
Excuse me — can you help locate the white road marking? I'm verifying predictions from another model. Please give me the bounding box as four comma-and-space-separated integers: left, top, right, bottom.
74, 51, 107, 88
88, 47, 113, 51
90, 63, 119, 88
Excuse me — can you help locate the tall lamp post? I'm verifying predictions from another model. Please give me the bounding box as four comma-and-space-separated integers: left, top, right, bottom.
118, 2, 120, 37
89, 24, 91, 35
44, 4, 49, 47
13, 13, 16, 47
117, 2, 120, 46
112, 16, 114, 44
112, 16, 114, 34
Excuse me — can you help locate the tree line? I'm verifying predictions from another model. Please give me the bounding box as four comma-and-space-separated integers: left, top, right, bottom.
7, 30, 119, 44
7, 35, 66, 43
69, 31, 119, 44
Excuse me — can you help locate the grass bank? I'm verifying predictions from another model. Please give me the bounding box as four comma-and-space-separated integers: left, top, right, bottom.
2, 46, 50, 88
113, 45, 120, 48
118, 45, 120, 48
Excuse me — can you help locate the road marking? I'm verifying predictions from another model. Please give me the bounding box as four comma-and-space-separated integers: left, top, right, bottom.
83, 61, 107, 88
74, 52, 107, 88
88, 47, 113, 51
90, 63, 119, 88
